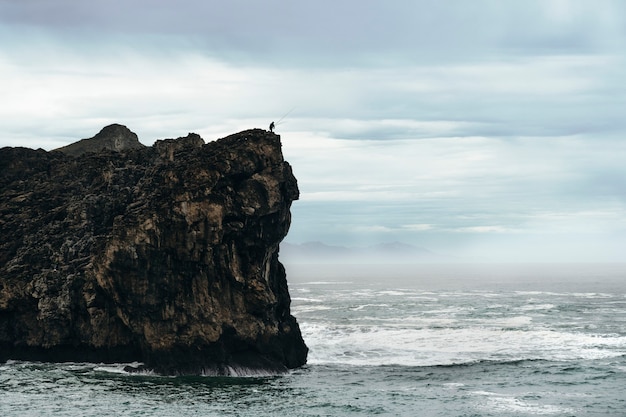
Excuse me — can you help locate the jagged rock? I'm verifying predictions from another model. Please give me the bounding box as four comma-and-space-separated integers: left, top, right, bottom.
0, 127, 307, 375
54, 124, 146, 156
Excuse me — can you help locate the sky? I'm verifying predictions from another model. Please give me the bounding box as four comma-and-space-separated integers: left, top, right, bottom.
1, 0, 625, 262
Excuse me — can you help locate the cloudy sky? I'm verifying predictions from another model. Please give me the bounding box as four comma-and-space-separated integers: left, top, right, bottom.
1, 0, 625, 262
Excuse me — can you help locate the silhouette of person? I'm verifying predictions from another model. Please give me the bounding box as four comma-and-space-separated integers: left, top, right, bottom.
269, 121, 275, 132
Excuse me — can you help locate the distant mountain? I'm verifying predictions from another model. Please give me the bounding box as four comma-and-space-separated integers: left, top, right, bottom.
279, 241, 450, 264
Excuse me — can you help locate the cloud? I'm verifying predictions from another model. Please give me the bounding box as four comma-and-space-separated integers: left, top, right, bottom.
2, 0, 625, 67
403, 224, 435, 232
0, 29, 296, 147
283, 130, 626, 259
453, 226, 520, 234
1, 1, 625, 261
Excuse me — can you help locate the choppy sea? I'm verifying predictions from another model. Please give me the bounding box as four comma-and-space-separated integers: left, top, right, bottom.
2, 263, 625, 416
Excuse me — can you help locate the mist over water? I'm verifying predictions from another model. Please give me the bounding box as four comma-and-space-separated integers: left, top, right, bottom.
286, 262, 626, 292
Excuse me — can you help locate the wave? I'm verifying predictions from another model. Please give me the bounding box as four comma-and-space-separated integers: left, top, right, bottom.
425, 357, 554, 370
199, 365, 284, 377
291, 297, 324, 303
116, 363, 287, 378
471, 389, 576, 416
300, 321, 626, 367
94, 362, 153, 375
0, 360, 286, 379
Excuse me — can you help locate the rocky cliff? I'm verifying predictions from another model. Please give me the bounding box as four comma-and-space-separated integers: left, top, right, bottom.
0, 125, 307, 375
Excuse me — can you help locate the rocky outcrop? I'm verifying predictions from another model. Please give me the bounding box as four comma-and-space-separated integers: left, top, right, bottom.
54, 124, 145, 156
0, 126, 307, 375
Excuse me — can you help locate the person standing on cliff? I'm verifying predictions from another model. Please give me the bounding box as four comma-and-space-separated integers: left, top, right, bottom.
269, 121, 275, 132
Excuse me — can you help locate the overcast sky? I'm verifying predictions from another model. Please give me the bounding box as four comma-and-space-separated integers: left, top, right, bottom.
1, 0, 625, 262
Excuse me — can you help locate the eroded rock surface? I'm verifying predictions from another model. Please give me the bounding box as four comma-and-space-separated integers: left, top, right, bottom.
0, 126, 307, 374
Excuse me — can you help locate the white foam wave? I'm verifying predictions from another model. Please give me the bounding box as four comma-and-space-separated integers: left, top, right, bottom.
300, 322, 626, 367
473, 391, 574, 415
92, 363, 283, 377
515, 290, 613, 299
200, 366, 283, 377
377, 290, 411, 296
349, 304, 390, 312
406, 296, 440, 302
291, 297, 324, 303
517, 303, 556, 311
291, 305, 334, 314
93, 362, 151, 375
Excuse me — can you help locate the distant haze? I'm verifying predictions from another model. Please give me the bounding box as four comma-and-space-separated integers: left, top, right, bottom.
280, 241, 452, 264
1, 1, 625, 262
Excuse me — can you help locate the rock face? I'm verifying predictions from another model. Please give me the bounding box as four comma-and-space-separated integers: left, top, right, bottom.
0, 126, 307, 375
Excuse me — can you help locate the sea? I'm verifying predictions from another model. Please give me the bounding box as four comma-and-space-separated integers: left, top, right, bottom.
1, 263, 625, 416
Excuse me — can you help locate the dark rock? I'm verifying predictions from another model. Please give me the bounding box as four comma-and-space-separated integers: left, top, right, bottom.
0, 127, 307, 375
54, 124, 145, 156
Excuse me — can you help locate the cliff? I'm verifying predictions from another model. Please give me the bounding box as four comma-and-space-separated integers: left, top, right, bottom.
0, 126, 307, 375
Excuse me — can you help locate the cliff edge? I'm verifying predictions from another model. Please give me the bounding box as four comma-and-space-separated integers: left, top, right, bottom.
0, 126, 307, 375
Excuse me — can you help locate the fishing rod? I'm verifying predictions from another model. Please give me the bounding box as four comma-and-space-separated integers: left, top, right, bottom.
276, 107, 295, 125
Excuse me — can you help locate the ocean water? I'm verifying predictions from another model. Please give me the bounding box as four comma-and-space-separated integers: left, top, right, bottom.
1, 263, 625, 416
